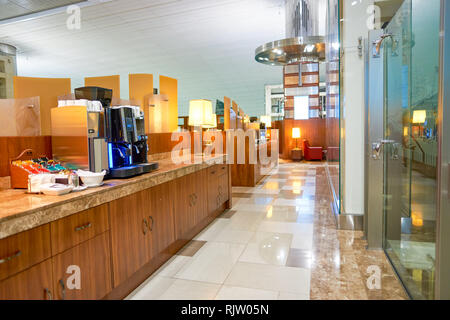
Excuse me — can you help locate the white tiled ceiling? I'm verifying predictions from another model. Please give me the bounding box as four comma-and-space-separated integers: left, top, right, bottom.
0, 0, 84, 21
0, 0, 285, 116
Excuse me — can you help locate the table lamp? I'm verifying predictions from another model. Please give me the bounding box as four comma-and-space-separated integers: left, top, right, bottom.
203, 113, 217, 129
188, 99, 214, 130
412, 110, 426, 124
412, 110, 426, 137
292, 127, 301, 149
260, 115, 272, 128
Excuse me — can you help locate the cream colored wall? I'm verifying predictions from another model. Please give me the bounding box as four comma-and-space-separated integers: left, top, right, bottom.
341, 0, 374, 216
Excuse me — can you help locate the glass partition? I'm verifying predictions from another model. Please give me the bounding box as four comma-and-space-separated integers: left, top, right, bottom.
383, 0, 440, 300
325, 0, 341, 213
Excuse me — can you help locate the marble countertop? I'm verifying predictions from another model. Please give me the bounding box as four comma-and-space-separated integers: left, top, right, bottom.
0, 154, 227, 240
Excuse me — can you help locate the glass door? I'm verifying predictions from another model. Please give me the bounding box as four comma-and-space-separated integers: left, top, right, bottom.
383, 0, 440, 300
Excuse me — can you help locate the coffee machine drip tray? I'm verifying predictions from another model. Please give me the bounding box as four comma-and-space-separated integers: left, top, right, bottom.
137, 162, 159, 173
109, 162, 159, 179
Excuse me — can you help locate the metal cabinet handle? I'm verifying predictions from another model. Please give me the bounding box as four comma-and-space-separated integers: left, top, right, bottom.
142, 218, 149, 235
189, 194, 197, 207
44, 288, 53, 300
0, 250, 22, 264
149, 216, 154, 232
74, 222, 92, 232
59, 279, 66, 300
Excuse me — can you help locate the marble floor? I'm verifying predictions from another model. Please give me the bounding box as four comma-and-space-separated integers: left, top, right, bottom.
127, 162, 408, 300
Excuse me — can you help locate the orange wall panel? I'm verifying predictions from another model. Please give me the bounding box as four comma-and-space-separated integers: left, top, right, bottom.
278, 119, 327, 159
13, 76, 71, 135
224, 96, 231, 130
129, 74, 153, 108
85, 75, 120, 99
159, 75, 178, 132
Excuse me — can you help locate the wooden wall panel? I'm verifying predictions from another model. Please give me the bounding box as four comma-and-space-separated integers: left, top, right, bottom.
159, 76, 178, 132
279, 119, 326, 160
13, 77, 71, 136
147, 133, 181, 155
85, 75, 121, 99
230, 101, 238, 130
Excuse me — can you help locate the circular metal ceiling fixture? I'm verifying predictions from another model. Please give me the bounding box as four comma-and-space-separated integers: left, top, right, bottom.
255, 36, 325, 66
0, 43, 17, 56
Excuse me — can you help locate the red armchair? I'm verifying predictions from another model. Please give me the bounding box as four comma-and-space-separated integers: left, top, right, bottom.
302, 140, 323, 161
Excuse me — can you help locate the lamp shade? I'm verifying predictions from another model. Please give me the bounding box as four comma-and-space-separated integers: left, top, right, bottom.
203, 113, 217, 129
412, 110, 426, 124
292, 127, 301, 139
188, 99, 214, 127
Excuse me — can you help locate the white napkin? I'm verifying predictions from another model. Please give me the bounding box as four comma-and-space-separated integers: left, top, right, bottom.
28, 174, 56, 194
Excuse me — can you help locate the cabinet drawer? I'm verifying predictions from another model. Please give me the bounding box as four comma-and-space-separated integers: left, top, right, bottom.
208, 164, 228, 177
208, 165, 220, 178
50, 204, 109, 255
218, 164, 228, 176
0, 224, 51, 281
0, 259, 53, 300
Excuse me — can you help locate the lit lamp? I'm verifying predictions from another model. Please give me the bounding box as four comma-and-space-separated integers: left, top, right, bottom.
412, 110, 426, 137
292, 128, 301, 149
291, 127, 302, 161
188, 99, 214, 129
203, 113, 217, 129
412, 110, 426, 124
260, 115, 272, 128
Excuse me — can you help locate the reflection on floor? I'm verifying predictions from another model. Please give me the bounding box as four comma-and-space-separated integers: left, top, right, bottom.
127, 162, 407, 300
387, 168, 437, 299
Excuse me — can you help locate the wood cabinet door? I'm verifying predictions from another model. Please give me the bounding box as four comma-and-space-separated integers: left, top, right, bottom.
219, 172, 230, 206
0, 259, 53, 300
148, 182, 175, 261
173, 174, 195, 241
193, 169, 208, 223
52, 233, 112, 300
207, 174, 220, 217
173, 170, 208, 241
109, 191, 151, 287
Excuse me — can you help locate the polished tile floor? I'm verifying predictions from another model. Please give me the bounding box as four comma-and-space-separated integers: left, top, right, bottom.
127, 162, 408, 300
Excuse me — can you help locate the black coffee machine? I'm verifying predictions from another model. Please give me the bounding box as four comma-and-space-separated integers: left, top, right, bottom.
75, 86, 158, 179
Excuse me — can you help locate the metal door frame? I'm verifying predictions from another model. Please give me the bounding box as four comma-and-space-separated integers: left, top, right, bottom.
364, 29, 385, 249
436, 0, 450, 300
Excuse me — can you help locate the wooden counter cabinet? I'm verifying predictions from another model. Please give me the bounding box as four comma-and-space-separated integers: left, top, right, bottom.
0, 160, 232, 300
